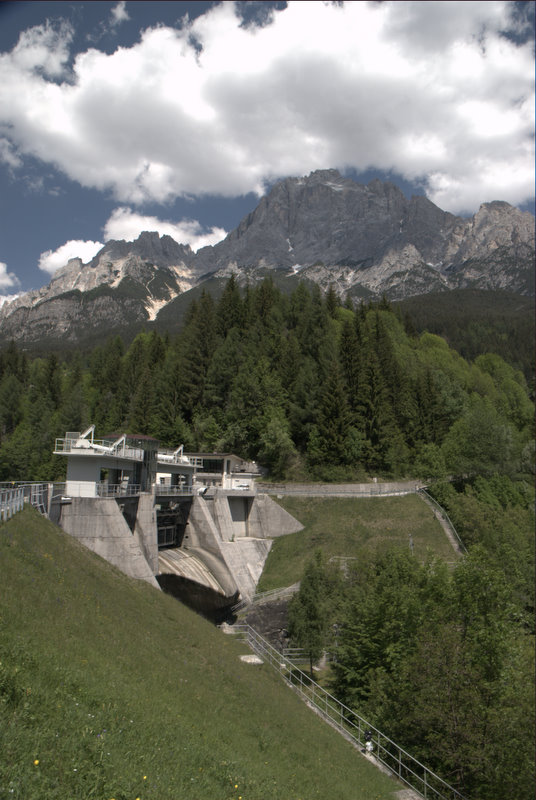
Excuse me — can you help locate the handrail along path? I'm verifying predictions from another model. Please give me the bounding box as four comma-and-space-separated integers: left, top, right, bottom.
232, 622, 467, 800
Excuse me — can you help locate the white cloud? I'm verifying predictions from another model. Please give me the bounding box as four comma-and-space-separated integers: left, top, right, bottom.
103, 207, 226, 250
0, 137, 22, 169
111, 2, 130, 27
0, 262, 21, 290
10, 19, 73, 78
0, 1, 533, 214
38, 240, 104, 275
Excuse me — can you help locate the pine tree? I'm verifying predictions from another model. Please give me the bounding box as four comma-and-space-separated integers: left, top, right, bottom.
308, 362, 352, 468
216, 274, 243, 336
338, 317, 360, 415
288, 551, 330, 677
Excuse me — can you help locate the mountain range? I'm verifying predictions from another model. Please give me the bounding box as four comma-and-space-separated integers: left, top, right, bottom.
1, 169, 533, 346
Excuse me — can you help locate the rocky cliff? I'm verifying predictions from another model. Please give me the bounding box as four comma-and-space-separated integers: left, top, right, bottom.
0, 170, 533, 345
191, 170, 533, 298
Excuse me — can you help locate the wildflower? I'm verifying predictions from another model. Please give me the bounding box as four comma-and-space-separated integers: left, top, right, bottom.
33, 760, 39, 766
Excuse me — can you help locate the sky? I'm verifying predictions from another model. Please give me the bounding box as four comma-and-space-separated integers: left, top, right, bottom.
0, 0, 534, 299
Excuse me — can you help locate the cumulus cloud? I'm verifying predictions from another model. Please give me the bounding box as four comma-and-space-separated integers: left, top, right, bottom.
0, 1, 533, 214
103, 207, 226, 250
10, 18, 73, 77
0, 262, 21, 290
38, 240, 104, 275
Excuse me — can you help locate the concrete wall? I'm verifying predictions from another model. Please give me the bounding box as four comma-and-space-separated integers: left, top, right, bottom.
56, 488, 304, 605
210, 494, 235, 542
227, 496, 252, 538
133, 493, 159, 574
182, 490, 303, 601
208, 490, 303, 540
253, 493, 304, 537
59, 497, 159, 587
183, 496, 239, 597
220, 538, 272, 601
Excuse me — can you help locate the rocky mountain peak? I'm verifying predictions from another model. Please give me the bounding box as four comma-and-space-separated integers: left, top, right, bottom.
0, 170, 533, 347
91, 232, 193, 268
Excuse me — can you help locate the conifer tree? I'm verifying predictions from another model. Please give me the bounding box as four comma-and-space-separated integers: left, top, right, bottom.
288, 551, 330, 677
308, 362, 352, 469
338, 317, 360, 415
216, 274, 243, 336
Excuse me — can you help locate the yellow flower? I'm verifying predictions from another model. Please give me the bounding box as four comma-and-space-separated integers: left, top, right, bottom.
143, 775, 147, 780
33, 760, 39, 766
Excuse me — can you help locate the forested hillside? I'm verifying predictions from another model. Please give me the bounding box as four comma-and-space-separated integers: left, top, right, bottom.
0, 277, 533, 483
288, 488, 534, 800
1, 278, 533, 799
396, 289, 534, 382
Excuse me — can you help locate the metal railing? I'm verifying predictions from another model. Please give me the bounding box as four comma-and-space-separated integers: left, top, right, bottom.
157, 448, 195, 467
257, 482, 421, 497
231, 583, 300, 613
233, 623, 467, 800
0, 482, 52, 521
97, 483, 142, 497
154, 484, 195, 496
0, 485, 25, 521
418, 488, 466, 554
54, 437, 144, 461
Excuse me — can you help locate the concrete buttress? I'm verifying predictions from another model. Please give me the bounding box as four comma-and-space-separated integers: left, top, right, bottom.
59, 497, 159, 587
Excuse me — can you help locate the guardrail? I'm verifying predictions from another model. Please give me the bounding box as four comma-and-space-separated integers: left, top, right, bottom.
54, 437, 144, 461
257, 482, 421, 497
154, 485, 196, 496
0, 482, 52, 521
231, 583, 300, 613
0, 486, 25, 521
97, 483, 142, 497
157, 450, 195, 467
232, 623, 467, 800
418, 488, 466, 554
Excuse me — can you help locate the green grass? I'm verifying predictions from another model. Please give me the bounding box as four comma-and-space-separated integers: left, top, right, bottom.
0, 507, 400, 800
257, 494, 459, 590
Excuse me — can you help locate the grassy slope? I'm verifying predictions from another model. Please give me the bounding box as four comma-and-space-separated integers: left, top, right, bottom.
258, 494, 458, 590
0, 508, 399, 800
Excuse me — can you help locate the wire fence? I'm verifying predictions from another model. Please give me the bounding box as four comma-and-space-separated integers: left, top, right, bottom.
232, 622, 468, 800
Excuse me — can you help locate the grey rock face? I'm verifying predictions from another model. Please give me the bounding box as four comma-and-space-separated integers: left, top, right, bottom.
191, 169, 533, 298
0, 170, 533, 345
89, 231, 193, 269
0, 232, 195, 345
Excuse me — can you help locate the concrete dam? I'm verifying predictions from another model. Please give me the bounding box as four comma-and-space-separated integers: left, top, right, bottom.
53, 429, 303, 616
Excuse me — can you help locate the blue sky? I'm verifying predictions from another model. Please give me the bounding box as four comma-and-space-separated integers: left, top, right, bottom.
0, 1, 534, 298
